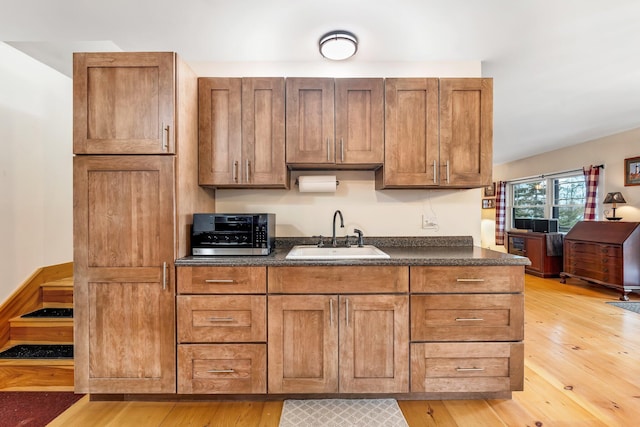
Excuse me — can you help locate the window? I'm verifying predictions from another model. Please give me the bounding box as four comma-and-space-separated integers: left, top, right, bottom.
510, 172, 586, 232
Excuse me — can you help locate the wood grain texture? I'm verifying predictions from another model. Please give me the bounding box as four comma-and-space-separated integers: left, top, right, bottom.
48, 273, 640, 425
178, 266, 266, 294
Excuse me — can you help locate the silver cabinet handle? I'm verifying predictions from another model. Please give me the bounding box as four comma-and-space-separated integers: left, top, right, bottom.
456, 278, 485, 282
327, 138, 331, 162
208, 317, 235, 322
340, 138, 344, 162
446, 160, 450, 183
433, 160, 437, 183
233, 161, 239, 183
205, 279, 235, 283
345, 298, 350, 327
456, 367, 485, 372
162, 262, 167, 290
245, 160, 250, 183
455, 318, 484, 322
330, 298, 334, 327
207, 369, 235, 373
162, 122, 170, 151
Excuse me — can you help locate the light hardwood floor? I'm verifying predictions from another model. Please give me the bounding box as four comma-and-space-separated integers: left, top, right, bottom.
50, 275, 640, 426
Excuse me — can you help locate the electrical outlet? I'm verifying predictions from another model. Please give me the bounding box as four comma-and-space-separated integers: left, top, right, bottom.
422, 215, 438, 229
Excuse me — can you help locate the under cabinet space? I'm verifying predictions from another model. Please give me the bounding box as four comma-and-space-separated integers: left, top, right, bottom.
410, 266, 524, 293
411, 294, 524, 342
178, 266, 266, 294
177, 295, 266, 343
178, 344, 266, 394
410, 342, 524, 393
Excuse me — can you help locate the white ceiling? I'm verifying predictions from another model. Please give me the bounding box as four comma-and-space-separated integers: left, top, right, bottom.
2, 0, 640, 164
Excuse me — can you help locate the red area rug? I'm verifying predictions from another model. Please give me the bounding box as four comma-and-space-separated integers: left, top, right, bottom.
0, 392, 83, 427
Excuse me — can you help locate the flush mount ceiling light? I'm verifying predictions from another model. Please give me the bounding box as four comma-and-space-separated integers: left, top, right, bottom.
319, 30, 358, 60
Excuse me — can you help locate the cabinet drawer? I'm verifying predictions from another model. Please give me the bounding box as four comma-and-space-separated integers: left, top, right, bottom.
268, 266, 408, 293
178, 344, 266, 394
411, 294, 524, 341
410, 342, 523, 393
565, 242, 621, 257
178, 266, 266, 294
410, 266, 524, 293
177, 295, 266, 343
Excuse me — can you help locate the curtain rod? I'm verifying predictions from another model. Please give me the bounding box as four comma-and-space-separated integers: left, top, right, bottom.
505, 164, 604, 184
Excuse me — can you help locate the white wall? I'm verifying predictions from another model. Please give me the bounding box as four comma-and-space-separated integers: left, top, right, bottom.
481, 127, 640, 249
0, 42, 72, 304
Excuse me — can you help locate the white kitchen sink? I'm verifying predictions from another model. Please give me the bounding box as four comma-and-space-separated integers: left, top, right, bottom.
285, 245, 390, 260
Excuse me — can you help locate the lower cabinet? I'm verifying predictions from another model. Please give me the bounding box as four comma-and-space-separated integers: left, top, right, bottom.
267, 294, 408, 394
173, 264, 524, 398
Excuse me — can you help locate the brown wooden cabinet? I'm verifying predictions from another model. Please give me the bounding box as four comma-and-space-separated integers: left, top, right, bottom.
73, 52, 176, 154
561, 221, 640, 300
73, 53, 215, 394
176, 266, 267, 394
267, 266, 409, 394
376, 78, 493, 189
198, 77, 288, 188
409, 266, 524, 394
507, 231, 563, 277
286, 78, 384, 167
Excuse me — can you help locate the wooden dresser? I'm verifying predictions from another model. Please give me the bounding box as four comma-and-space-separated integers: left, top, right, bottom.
560, 221, 640, 300
507, 231, 563, 278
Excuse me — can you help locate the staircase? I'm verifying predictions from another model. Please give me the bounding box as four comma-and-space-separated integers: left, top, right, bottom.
0, 263, 74, 391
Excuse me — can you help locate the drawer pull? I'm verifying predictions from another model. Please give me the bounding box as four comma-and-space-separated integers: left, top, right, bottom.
455, 317, 484, 322
456, 367, 485, 372
208, 317, 235, 322
456, 278, 485, 282
207, 369, 235, 373
205, 279, 235, 283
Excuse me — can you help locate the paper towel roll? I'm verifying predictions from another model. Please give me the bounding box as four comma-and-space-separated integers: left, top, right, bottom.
297, 175, 337, 193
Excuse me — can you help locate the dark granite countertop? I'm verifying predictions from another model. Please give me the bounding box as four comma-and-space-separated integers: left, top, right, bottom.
176, 236, 530, 267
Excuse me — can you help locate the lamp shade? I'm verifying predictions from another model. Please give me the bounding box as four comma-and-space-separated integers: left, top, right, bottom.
319, 31, 358, 60
603, 192, 626, 204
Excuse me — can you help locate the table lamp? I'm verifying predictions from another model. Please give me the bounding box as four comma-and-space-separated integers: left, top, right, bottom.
603, 192, 626, 220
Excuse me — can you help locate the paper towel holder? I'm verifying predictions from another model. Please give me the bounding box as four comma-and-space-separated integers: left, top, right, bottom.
294, 178, 340, 186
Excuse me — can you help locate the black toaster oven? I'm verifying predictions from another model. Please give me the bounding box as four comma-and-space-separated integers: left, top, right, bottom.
191, 213, 275, 256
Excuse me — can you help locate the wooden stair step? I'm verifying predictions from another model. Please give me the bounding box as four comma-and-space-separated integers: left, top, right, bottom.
0, 358, 74, 391
41, 277, 74, 305
9, 316, 73, 342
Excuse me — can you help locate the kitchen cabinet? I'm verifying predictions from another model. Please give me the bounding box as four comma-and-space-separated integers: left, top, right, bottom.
176, 266, 267, 394
198, 77, 288, 188
73, 52, 215, 394
285, 78, 384, 167
507, 231, 563, 277
73, 52, 176, 154
267, 266, 409, 394
376, 78, 493, 189
409, 266, 524, 394
561, 221, 640, 300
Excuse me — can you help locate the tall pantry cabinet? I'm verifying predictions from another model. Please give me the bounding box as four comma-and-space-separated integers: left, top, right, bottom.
73, 52, 215, 393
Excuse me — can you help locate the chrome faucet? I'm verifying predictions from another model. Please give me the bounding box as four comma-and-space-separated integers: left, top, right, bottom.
331, 210, 344, 247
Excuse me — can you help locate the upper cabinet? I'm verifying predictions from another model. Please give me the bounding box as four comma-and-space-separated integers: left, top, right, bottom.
286, 78, 384, 168
376, 78, 493, 189
73, 52, 176, 154
198, 77, 288, 188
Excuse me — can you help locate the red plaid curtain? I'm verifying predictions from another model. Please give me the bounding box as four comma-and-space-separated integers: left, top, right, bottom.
583, 166, 600, 221
495, 181, 507, 245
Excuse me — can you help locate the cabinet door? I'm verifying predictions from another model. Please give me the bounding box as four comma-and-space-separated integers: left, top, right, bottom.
73, 52, 175, 154
267, 295, 338, 393
286, 78, 335, 164
377, 78, 439, 188
524, 235, 544, 274
339, 295, 409, 393
73, 156, 176, 393
439, 78, 493, 187
242, 78, 287, 187
198, 78, 242, 186
335, 78, 384, 165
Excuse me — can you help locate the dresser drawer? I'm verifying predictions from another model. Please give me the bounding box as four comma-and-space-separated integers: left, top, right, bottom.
410, 342, 524, 393
177, 295, 266, 343
411, 294, 524, 341
177, 266, 266, 294
178, 344, 266, 394
565, 241, 621, 258
410, 266, 524, 293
